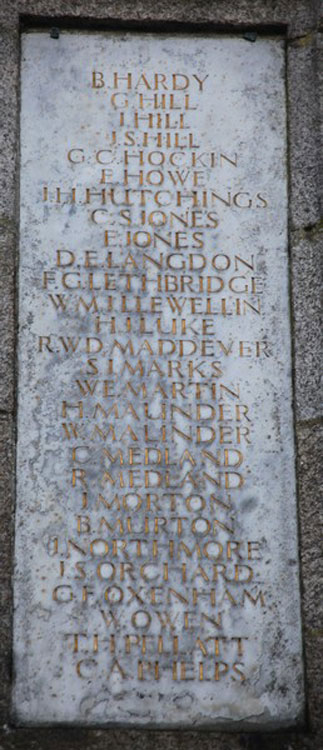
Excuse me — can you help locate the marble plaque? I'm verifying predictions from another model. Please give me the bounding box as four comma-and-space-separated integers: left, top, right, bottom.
13, 31, 304, 727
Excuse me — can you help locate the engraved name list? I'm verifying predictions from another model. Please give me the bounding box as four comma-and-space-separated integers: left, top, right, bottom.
13, 32, 304, 727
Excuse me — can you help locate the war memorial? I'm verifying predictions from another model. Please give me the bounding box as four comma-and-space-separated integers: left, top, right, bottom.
0, 1, 322, 748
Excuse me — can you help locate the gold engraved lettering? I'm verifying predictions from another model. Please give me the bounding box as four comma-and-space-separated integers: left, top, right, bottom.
31, 46, 277, 699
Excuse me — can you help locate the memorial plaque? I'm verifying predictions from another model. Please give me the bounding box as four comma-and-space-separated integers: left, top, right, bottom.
13, 31, 304, 727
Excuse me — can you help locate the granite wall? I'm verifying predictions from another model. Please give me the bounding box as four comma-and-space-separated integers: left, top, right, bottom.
0, 1, 322, 748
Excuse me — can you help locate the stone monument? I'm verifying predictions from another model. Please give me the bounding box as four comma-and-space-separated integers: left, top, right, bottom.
13, 30, 304, 728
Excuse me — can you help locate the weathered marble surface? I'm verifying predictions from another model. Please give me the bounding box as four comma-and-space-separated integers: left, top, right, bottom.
13, 31, 304, 727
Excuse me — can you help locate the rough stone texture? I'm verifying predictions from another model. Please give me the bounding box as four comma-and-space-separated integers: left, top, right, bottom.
318, 33, 323, 208
0, 0, 319, 32
0, 415, 15, 723
13, 30, 303, 729
296, 422, 323, 740
0, 0, 321, 748
0, 223, 16, 414
297, 423, 323, 631
291, 228, 323, 421
287, 40, 321, 231
0, 27, 19, 413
